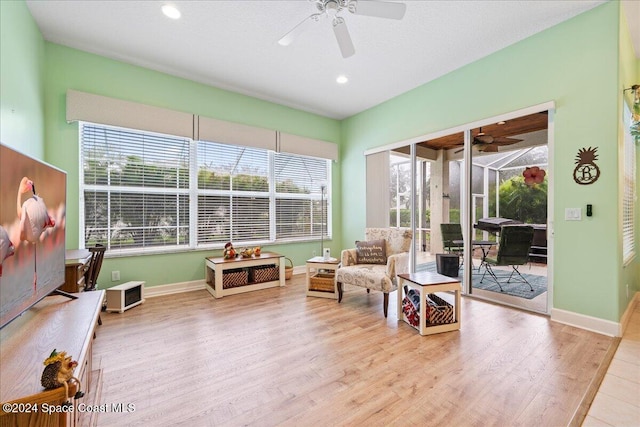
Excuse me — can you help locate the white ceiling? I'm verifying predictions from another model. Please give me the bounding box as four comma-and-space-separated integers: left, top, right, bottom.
26, 0, 632, 120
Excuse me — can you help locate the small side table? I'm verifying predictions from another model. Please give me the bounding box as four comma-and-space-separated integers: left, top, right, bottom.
397, 271, 461, 336
306, 257, 340, 299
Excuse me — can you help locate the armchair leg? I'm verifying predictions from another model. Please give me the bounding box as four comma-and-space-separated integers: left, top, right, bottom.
337, 282, 343, 302
383, 293, 389, 318
367, 288, 370, 294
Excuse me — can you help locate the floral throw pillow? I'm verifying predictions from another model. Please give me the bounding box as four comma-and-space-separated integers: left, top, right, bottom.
355, 239, 387, 264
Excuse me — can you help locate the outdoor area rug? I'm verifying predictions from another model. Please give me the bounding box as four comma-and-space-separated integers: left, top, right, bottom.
416, 261, 547, 300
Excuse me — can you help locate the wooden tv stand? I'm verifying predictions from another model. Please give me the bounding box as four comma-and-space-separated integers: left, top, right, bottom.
0, 291, 104, 427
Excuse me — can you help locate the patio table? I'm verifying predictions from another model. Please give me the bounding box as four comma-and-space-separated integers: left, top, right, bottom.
453, 239, 495, 270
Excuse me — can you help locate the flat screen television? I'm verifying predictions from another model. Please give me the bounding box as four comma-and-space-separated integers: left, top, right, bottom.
0, 143, 66, 329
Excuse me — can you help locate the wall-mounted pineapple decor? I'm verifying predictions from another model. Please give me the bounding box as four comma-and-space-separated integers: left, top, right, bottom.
573, 147, 600, 185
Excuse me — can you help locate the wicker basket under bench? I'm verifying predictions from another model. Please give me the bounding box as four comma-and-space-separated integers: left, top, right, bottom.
205, 252, 285, 298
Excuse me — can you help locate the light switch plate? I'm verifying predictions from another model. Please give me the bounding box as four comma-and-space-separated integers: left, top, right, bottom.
565, 208, 582, 221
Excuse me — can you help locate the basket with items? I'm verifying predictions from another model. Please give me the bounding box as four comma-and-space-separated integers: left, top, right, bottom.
401, 286, 454, 328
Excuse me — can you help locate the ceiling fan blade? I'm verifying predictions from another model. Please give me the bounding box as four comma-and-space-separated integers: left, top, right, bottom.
478, 144, 499, 153
278, 13, 320, 46
493, 137, 523, 145
332, 18, 355, 58
455, 144, 482, 154
351, 0, 406, 20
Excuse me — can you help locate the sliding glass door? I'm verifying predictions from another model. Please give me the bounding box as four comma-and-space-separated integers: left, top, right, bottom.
381, 107, 551, 315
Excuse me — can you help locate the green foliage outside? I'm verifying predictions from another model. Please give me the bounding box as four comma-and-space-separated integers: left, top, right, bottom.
84, 154, 312, 249
389, 209, 431, 228
449, 209, 460, 223
388, 173, 546, 230
498, 175, 547, 224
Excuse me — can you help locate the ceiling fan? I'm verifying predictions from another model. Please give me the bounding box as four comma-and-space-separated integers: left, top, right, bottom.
277, 0, 407, 58
455, 128, 523, 153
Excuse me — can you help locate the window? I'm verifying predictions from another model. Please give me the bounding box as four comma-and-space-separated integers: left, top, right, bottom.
82, 124, 191, 253
80, 123, 331, 254
622, 102, 636, 264
197, 141, 270, 245
274, 153, 329, 240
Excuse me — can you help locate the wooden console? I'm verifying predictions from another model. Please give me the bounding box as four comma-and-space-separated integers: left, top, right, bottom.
0, 291, 104, 427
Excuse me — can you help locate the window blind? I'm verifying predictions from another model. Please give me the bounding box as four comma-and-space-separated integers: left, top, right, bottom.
274, 153, 329, 240
81, 123, 191, 252
80, 123, 332, 253
622, 102, 636, 263
197, 141, 270, 244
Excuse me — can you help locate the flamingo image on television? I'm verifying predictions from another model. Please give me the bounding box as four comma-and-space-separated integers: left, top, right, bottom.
0, 144, 67, 329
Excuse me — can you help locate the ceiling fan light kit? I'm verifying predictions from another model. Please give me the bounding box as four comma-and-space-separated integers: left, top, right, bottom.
278, 0, 407, 58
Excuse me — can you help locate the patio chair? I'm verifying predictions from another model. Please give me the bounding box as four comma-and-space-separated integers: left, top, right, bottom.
440, 223, 464, 255
479, 225, 534, 292
336, 227, 412, 317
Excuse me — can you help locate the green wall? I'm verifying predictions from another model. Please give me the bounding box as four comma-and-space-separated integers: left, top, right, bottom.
341, 1, 637, 322
0, 0, 45, 157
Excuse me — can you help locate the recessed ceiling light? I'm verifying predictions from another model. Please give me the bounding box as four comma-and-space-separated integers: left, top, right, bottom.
162, 4, 181, 20
336, 75, 348, 84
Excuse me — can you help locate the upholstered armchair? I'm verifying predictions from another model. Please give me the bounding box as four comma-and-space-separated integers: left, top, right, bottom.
336, 227, 413, 317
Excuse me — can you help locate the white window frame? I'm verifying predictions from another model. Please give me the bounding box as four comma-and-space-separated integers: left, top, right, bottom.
79, 122, 332, 255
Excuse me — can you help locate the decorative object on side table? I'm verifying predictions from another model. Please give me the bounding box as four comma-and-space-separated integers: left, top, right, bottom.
41, 349, 84, 405
223, 242, 236, 259
240, 247, 254, 258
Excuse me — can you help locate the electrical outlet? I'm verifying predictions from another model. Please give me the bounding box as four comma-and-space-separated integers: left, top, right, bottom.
111, 271, 120, 281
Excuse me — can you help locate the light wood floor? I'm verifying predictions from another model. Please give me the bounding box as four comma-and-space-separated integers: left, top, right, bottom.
92, 274, 615, 427
583, 302, 640, 426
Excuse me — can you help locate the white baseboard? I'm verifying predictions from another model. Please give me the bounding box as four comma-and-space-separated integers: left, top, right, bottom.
551, 293, 639, 338
145, 280, 205, 298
